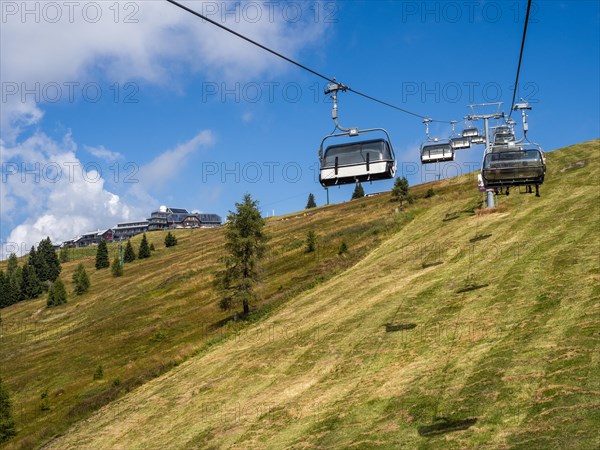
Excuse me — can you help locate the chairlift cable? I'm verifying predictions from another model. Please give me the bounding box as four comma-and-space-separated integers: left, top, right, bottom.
508, 0, 532, 119
165, 0, 454, 124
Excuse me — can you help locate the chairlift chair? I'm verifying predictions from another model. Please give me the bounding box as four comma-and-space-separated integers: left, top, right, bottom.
451, 136, 471, 150
319, 135, 396, 187
420, 118, 455, 164
493, 125, 515, 145
421, 140, 455, 164
482, 100, 546, 194
318, 81, 397, 187
471, 135, 486, 145
481, 143, 546, 188
462, 127, 479, 138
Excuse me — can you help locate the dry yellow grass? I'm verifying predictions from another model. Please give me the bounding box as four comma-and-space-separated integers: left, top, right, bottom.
26, 139, 599, 449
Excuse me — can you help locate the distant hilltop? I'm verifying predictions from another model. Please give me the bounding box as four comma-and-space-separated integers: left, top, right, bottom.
60, 206, 221, 249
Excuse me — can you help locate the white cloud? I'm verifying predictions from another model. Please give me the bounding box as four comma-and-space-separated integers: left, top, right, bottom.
1, 129, 216, 256
85, 145, 124, 162
1, 131, 140, 255
0, 1, 329, 254
136, 130, 215, 191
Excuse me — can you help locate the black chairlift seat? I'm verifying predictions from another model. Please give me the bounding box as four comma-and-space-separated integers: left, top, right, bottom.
319, 138, 396, 187
420, 141, 455, 164
482, 147, 546, 187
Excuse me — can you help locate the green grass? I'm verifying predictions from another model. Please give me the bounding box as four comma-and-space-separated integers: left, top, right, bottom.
1, 139, 599, 449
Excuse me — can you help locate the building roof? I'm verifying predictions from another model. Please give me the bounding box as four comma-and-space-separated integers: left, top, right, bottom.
113, 224, 149, 231
169, 208, 189, 214
115, 221, 149, 228
198, 213, 222, 223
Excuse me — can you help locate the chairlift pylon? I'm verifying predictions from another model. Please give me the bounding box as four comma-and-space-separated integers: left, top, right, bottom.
318, 81, 396, 187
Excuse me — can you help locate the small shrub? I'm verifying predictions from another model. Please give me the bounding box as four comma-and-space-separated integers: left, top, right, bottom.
305, 230, 317, 253
93, 365, 104, 380
338, 241, 348, 255
150, 243, 156, 251
40, 390, 50, 411
425, 188, 435, 198
150, 330, 167, 343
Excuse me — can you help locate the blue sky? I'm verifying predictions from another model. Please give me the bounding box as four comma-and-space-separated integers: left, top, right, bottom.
1, 0, 599, 255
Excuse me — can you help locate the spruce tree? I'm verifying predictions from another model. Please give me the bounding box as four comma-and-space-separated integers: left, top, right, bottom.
351, 182, 365, 200
123, 240, 136, 263
29, 245, 48, 286
215, 194, 268, 316
37, 237, 61, 282
0, 271, 7, 307
6, 254, 18, 278
391, 176, 414, 211
4, 254, 21, 306
95, 240, 110, 269
138, 234, 151, 259
59, 247, 70, 263
0, 272, 10, 309
20, 263, 42, 300
47, 278, 67, 307
0, 376, 16, 443
111, 256, 123, 277
306, 230, 317, 253
164, 232, 177, 248
73, 264, 90, 295
306, 193, 317, 209
8, 268, 22, 307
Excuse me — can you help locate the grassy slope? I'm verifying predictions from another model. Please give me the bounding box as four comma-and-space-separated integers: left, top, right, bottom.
3, 140, 600, 449
1, 172, 418, 449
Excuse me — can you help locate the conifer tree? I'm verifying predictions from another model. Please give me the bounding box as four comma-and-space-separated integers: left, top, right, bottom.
306, 193, 317, 209
164, 232, 178, 248
95, 240, 110, 269
215, 194, 268, 316
6, 254, 18, 278
306, 230, 317, 253
47, 278, 67, 307
29, 245, 48, 286
138, 234, 151, 259
20, 263, 42, 300
351, 182, 365, 200
59, 247, 70, 263
123, 240, 136, 263
72, 264, 90, 295
37, 237, 61, 282
8, 268, 22, 307
6, 254, 18, 276
111, 256, 123, 277
0, 376, 16, 443
0, 272, 11, 308
391, 176, 414, 211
